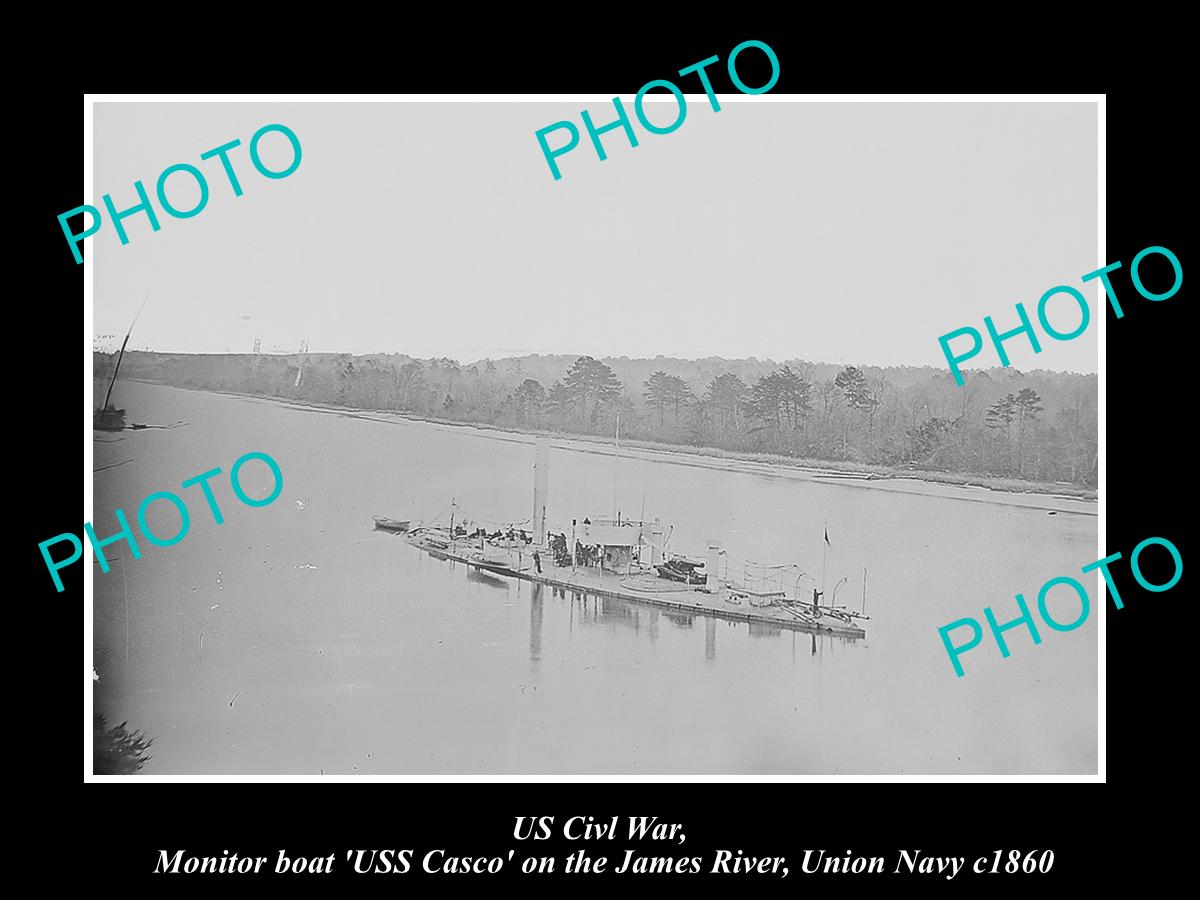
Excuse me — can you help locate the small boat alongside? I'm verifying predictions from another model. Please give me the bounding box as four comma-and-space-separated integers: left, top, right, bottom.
655, 556, 706, 585
373, 516, 411, 534
407, 526, 450, 550
465, 551, 520, 577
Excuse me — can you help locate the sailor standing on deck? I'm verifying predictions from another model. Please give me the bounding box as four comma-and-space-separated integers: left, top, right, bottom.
811, 588, 823, 615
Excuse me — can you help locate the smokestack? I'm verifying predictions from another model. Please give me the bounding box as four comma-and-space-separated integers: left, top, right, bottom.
707, 541, 721, 590
533, 437, 549, 545
648, 518, 665, 566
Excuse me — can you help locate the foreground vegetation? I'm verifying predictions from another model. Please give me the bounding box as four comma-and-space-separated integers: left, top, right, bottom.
94, 714, 153, 774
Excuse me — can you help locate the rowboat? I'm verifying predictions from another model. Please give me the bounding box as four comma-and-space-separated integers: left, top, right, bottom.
465, 549, 520, 577
655, 556, 706, 585
373, 516, 411, 533
407, 528, 450, 550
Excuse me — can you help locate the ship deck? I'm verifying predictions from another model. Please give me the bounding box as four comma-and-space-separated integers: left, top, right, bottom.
405, 536, 867, 640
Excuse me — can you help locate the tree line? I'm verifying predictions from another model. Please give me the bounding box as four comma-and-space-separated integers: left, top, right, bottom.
109, 349, 1098, 487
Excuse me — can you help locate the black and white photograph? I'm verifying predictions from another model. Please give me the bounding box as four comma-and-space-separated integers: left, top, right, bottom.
86, 97, 1099, 777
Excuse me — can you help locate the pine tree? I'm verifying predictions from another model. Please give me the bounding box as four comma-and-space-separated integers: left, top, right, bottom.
835, 365, 882, 438
1012, 388, 1044, 477
644, 370, 673, 428
703, 373, 748, 433
644, 372, 695, 429
562, 356, 623, 430
510, 378, 545, 424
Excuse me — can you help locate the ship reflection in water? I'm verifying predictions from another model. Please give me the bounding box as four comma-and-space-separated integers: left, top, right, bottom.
465, 563, 852, 668
466, 567, 509, 589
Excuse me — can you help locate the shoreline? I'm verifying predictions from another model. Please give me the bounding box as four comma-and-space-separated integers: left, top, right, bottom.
119, 380, 1098, 515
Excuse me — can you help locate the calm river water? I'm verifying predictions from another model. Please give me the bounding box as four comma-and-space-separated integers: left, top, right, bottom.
91, 383, 1098, 774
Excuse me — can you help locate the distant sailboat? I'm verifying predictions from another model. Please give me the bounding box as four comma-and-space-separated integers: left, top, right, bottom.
94, 291, 149, 431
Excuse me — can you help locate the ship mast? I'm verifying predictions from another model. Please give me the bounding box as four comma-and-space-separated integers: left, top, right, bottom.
821, 516, 828, 600
101, 290, 150, 412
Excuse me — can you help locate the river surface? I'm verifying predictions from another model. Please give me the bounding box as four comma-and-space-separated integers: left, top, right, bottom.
91, 383, 1098, 775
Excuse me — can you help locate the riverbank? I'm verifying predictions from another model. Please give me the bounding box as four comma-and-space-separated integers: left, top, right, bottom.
119, 380, 1098, 508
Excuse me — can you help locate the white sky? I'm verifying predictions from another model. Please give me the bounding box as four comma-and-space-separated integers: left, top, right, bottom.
93, 100, 1098, 373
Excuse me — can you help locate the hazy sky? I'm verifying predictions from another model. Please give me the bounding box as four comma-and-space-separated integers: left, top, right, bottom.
93, 100, 1098, 373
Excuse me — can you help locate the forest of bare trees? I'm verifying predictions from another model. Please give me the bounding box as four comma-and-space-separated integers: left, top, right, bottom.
108, 349, 1098, 488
